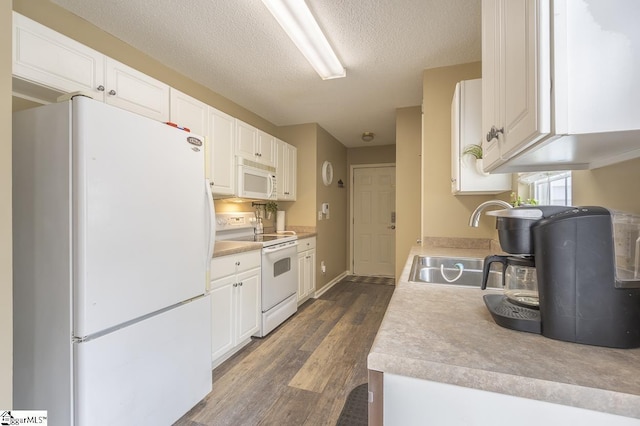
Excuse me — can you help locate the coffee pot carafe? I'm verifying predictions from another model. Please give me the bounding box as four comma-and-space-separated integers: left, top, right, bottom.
482, 255, 538, 307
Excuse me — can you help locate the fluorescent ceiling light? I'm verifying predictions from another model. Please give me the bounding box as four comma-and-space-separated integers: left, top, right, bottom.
262, 0, 346, 80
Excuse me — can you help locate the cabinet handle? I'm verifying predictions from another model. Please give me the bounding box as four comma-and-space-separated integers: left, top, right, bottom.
235, 261, 240, 266
239, 282, 243, 286
486, 126, 504, 142
233, 283, 238, 287
108, 89, 117, 96
96, 85, 105, 92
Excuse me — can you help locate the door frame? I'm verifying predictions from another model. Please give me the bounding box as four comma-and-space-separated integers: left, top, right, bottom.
349, 163, 396, 276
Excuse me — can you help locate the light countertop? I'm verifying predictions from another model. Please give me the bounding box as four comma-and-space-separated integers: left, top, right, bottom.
212, 240, 262, 258
213, 231, 317, 258
368, 245, 640, 419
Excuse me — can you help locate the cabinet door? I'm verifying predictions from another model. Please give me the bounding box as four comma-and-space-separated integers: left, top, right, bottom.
236, 268, 261, 341
285, 143, 297, 200
12, 12, 105, 101
105, 58, 170, 122
277, 140, 297, 201
257, 130, 277, 168
169, 89, 208, 136
481, 0, 502, 170
236, 121, 258, 161
305, 250, 316, 298
500, 0, 550, 158
210, 275, 235, 361
297, 252, 307, 302
209, 108, 236, 196
454, 79, 511, 194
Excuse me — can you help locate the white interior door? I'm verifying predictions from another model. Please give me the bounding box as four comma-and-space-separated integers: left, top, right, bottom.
353, 166, 396, 276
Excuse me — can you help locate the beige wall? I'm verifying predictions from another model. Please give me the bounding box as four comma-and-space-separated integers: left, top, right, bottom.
316, 127, 348, 290
395, 106, 422, 280
422, 62, 511, 240
1, 0, 12, 408
12, 0, 275, 134
347, 145, 396, 165
277, 123, 318, 227
573, 158, 640, 215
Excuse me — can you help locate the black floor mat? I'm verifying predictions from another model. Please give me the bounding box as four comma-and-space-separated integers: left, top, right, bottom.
336, 383, 368, 426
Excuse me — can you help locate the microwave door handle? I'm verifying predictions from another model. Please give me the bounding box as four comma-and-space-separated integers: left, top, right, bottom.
268, 174, 275, 198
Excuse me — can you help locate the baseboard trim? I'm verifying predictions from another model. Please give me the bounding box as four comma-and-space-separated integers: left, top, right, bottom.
313, 271, 348, 299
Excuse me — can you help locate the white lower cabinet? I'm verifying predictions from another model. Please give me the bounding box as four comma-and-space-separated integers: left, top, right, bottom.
210, 250, 261, 368
297, 237, 316, 305
383, 373, 638, 426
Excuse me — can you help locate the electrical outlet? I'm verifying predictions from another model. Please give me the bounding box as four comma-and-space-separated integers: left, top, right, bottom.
318, 211, 323, 220
321, 261, 326, 275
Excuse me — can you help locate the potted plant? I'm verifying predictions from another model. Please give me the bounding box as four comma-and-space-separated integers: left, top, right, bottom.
265, 201, 278, 219
462, 143, 488, 176
510, 192, 539, 207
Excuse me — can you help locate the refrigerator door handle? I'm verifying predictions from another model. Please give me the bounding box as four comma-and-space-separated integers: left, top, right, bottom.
205, 179, 216, 264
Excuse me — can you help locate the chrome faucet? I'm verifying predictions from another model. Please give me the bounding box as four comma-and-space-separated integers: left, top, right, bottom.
468, 200, 512, 227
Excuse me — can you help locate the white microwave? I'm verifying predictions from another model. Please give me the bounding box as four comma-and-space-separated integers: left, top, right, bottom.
236, 158, 277, 200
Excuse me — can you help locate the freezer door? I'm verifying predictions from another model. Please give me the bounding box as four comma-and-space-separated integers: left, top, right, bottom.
72, 97, 208, 337
74, 295, 212, 426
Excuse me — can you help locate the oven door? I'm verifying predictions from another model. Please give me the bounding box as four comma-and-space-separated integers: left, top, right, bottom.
261, 242, 298, 311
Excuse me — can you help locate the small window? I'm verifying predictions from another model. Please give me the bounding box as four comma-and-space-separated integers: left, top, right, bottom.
518, 171, 572, 206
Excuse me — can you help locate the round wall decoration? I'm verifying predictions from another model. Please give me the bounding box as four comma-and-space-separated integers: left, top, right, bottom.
322, 160, 333, 186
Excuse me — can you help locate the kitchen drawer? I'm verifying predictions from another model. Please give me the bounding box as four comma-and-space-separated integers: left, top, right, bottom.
211, 250, 261, 280
297, 237, 316, 253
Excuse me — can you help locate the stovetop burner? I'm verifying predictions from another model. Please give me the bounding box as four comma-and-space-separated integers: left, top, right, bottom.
215, 212, 297, 247
226, 233, 297, 246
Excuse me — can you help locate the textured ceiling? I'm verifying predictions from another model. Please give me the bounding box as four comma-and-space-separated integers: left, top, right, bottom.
51, 0, 481, 147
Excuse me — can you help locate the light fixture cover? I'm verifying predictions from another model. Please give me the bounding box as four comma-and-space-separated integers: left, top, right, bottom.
362, 132, 375, 142
262, 0, 346, 80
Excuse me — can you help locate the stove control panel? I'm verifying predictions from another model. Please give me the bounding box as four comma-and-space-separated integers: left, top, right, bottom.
216, 212, 256, 232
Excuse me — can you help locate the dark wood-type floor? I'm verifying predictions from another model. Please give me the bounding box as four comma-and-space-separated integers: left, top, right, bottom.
174, 278, 394, 426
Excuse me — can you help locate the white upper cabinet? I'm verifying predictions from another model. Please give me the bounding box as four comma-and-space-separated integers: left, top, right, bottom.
209, 108, 236, 196
169, 90, 235, 197
482, 0, 550, 171
12, 12, 170, 122
256, 130, 277, 168
13, 12, 105, 101
236, 121, 276, 168
482, 0, 640, 173
169, 89, 208, 136
451, 79, 511, 195
236, 121, 258, 161
276, 139, 297, 201
105, 58, 169, 122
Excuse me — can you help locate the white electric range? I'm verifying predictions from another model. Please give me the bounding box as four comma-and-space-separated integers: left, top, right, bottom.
216, 212, 298, 337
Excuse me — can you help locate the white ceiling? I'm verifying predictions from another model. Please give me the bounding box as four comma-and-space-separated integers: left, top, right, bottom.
51, 0, 481, 147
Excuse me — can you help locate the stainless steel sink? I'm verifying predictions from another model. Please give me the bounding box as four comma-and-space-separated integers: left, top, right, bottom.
408, 255, 503, 288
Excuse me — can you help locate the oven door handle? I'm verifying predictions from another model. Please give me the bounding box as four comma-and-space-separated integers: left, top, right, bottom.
263, 241, 298, 254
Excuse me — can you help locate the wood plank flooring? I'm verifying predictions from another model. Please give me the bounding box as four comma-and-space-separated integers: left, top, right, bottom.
174, 278, 394, 426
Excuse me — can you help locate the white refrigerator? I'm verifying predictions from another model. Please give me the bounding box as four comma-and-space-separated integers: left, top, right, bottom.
12, 96, 216, 426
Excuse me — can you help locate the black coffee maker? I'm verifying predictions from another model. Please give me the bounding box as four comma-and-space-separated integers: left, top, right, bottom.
482, 206, 640, 349
481, 206, 569, 334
